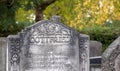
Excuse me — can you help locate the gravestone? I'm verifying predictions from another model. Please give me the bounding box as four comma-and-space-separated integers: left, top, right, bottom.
90, 40, 102, 57
102, 37, 120, 71
0, 38, 7, 71
7, 16, 89, 71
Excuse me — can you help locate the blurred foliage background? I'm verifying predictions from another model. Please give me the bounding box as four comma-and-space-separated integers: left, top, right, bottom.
0, 0, 120, 51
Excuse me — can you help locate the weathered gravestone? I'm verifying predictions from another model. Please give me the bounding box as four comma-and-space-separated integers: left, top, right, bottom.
102, 37, 120, 71
7, 16, 89, 71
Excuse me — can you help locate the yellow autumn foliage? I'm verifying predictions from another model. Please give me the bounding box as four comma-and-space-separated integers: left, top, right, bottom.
68, 0, 118, 30
44, 0, 120, 31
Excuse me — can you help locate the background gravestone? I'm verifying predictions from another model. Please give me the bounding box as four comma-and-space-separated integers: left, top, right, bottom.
7, 16, 89, 71
102, 37, 120, 71
90, 40, 102, 57
0, 38, 7, 71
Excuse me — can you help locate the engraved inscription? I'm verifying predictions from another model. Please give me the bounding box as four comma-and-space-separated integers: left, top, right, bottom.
29, 23, 71, 45
30, 34, 71, 44
27, 53, 68, 69
24, 45, 72, 71
24, 23, 72, 71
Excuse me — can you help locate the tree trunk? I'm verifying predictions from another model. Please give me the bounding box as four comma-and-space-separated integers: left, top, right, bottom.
35, 0, 56, 22
35, 8, 44, 22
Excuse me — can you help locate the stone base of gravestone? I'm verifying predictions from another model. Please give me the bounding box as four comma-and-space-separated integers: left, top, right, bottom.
90, 40, 102, 57
102, 37, 120, 71
0, 38, 7, 71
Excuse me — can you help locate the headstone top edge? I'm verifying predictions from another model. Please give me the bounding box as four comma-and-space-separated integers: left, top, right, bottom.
7, 16, 80, 37
24, 20, 49, 30
22, 16, 79, 34
24, 16, 60, 29
25, 16, 61, 30
80, 34, 89, 37
7, 35, 20, 38
90, 40, 102, 43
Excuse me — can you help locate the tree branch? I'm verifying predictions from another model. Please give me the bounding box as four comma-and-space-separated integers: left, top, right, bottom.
35, 0, 57, 22
39, 0, 57, 10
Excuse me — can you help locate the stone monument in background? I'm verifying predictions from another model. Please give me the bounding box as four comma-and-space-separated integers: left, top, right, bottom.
90, 40, 102, 57
7, 16, 89, 71
0, 38, 7, 71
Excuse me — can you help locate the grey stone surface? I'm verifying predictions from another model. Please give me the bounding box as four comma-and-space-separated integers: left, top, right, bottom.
0, 38, 7, 71
90, 40, 102, 57
7, 16, 89, 71
79, 34, 90, 71
102, 37, 120, 71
